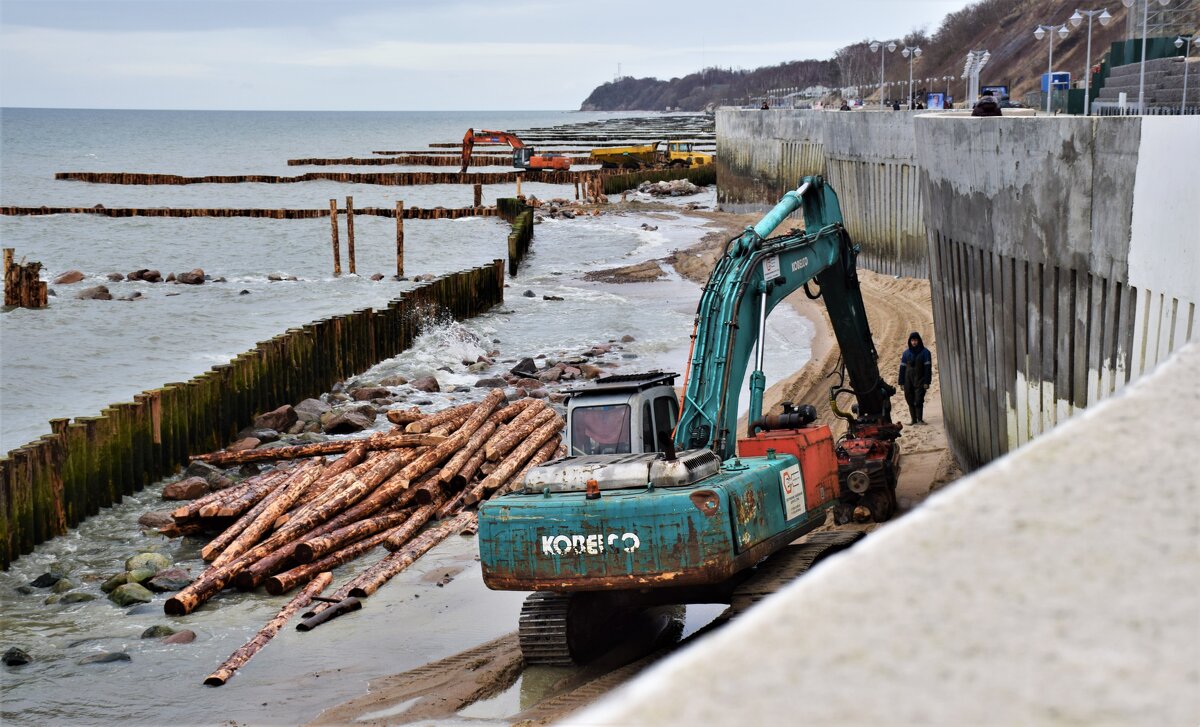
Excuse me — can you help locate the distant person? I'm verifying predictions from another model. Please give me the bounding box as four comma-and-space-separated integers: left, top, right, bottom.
892, 100, 901, 111
760, 101, 769, 110
972, 93, 1002, 117
898, 331, 932, 425
840, 100, 851, 111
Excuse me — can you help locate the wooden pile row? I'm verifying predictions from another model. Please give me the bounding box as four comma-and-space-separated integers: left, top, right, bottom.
0, 205, 498, 220
54, 170, 586, 186
164, 390, 563, 619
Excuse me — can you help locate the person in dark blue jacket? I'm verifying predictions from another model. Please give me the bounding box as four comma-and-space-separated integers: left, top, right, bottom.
898, 331, 932, 424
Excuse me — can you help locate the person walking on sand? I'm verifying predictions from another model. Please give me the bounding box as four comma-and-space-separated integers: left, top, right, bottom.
899, 331, 932, 424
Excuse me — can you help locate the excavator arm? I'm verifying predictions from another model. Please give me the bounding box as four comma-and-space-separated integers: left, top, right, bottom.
675, 176, 894, 459
459, 129, 526, 174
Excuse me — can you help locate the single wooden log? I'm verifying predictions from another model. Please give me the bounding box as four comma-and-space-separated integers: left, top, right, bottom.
429, 408, 474, 436
473, 183, 483, 208
355, 512, 476, 596
385, 407, 423, 426
436, 421, 496, 486
170, 471, 278, 523
436, 488, 469, 520
209, 460, 324, 568
292, 507, 414, 564
330, 199, 341, 276
404, 402, 477, 433
204, 572, 332, 686
395, 201, 404, 278
485, 407, 555, 462
345, 195, 356, 275
199, 470, 289, 518
265, 521, 397, 595
466, 417, 563, 505
487, 398, 536, 424
381, 496, 443, 551
190, 433, 442, 466
496, 435, 560, 497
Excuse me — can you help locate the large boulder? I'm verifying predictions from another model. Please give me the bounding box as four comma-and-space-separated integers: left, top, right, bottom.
53, 270, 85, 284
474, 377, 507, 388
294, 398, 331, 423
108, 583, 153, 607
137, 510, 173, 529
161, 477, 208, 501
409, 376, 440, 393
320, 409, 374, 434
29, 573, 61, 588
510, 358, 539, 378
162, 630, 196, 645
254, 405, 297, 432
125, 552, 171, 573
226, 437, 260, 452
75, 285, 112, 301
378, 374, 408, 387
60, 593, 97, 604
175, 268, 205, 285
3, 647, 31, 666
146, 567, 191, 593
350, 386, 391, 401
100, 573, 128, 593
141, 625, 176, 639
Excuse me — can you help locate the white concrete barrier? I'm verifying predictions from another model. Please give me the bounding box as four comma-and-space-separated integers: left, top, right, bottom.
571, 340, 1200, 726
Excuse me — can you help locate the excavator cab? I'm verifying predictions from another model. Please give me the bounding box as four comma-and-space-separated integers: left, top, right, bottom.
564, 372, 679, 456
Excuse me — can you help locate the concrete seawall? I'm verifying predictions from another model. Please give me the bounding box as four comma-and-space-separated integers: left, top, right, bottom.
716, 109, 925, 277
917, 115, 1199, 468
717, 110, 1198, 470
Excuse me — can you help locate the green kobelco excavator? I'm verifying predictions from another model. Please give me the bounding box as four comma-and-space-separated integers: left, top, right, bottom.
477, 177, 903, 664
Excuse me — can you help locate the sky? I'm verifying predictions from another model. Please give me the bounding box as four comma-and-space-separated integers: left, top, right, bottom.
0, 0, 968, 110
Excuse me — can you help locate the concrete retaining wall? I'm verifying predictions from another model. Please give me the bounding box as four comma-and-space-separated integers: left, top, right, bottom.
716, 109, 926, 277
916, 115, 1199, 468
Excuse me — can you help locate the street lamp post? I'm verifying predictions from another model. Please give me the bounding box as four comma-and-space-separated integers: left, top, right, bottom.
901, 46, 923, 107
1123, 0, 1173, 113
1034, 23, 1071, 114
1177, 34, 1199, 114
944, 75, 953, 103
870, 40, 898, 110
1070, 8, 1113, 115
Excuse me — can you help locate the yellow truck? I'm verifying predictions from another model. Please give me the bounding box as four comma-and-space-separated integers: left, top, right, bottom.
589, 141, 712, 169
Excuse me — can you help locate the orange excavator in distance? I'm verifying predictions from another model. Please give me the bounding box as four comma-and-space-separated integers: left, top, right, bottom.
459, 128, 572, 174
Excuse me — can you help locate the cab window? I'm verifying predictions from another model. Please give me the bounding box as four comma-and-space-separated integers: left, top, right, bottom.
653, 396, 677, 451
571, 404, 631, 455
641, 402, 655, 452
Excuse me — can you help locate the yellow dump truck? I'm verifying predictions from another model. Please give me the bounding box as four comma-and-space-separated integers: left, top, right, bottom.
589, 141, 712, 169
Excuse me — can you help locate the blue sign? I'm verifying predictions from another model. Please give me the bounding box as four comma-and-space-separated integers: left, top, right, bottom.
1040, 72, 1070, 92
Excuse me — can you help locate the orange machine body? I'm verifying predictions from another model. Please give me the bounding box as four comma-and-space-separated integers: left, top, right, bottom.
737, 425, 840, 512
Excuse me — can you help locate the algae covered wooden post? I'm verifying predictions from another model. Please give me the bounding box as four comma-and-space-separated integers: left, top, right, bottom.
395, 201, 405, 279
474, 183, 483, 209
345, 195, 356, 275
329, 199, 341, 276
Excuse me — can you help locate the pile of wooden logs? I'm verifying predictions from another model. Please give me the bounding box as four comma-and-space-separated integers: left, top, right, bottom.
164, 390, 564, 623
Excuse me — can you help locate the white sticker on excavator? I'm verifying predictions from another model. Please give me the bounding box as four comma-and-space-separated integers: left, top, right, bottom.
780, 464, 806, 520
763, 255, 781, 280
541, 532, 641, 556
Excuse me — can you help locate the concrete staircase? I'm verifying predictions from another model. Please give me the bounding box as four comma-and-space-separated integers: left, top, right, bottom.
1094, 55, 1200, 110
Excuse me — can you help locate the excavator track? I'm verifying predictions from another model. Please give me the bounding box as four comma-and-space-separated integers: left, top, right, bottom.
519, 592, 575, 666
729, 530, 865, 613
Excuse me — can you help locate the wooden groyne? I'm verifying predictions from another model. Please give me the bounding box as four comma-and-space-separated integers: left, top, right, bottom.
54, 170, 584, 186
0, 205, 498, 220
0, 261, 505, 568
497, 198, 534, 277
3, 249, 48, 308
